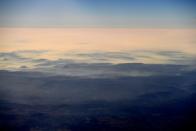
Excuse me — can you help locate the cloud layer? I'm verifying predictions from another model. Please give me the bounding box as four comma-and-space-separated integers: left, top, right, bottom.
0, 50, 196, 78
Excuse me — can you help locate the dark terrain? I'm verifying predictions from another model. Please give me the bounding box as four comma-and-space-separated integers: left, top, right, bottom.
0, 66, 196, 131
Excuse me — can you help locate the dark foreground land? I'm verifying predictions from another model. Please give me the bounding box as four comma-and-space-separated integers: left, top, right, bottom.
0, 69, 196, 131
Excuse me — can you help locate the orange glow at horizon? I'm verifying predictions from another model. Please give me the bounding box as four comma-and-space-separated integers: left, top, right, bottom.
0, 28, 196, 54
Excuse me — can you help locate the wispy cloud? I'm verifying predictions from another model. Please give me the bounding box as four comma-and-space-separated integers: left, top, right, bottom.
1, 50, 195, 77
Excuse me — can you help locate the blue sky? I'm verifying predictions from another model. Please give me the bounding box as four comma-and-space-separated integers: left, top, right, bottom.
0, 0, 196, 27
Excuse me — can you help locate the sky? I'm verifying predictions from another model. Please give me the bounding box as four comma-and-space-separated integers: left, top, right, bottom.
0, 0, 196, 68
0, 0, 196, 28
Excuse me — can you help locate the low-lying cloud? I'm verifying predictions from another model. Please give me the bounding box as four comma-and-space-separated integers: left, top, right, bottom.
0, 50, 196, 77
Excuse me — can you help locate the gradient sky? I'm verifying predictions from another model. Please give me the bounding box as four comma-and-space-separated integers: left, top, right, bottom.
0, 0, 196, 66
0, 0, 196, 28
